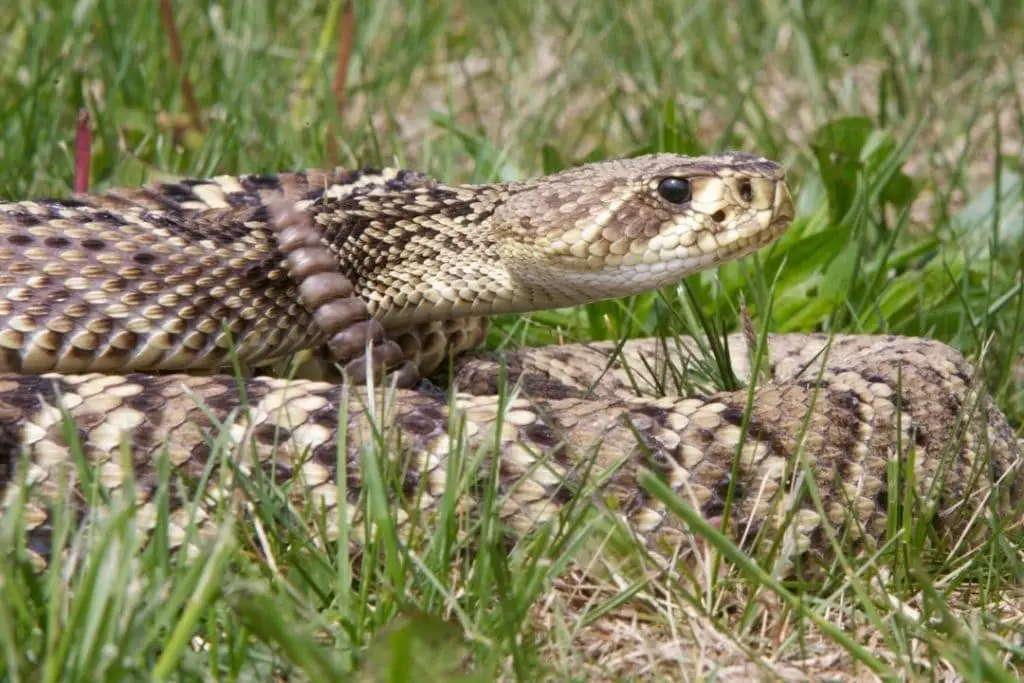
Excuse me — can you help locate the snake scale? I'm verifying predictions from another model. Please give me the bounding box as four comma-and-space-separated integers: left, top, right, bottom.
0, 152, 1019, 575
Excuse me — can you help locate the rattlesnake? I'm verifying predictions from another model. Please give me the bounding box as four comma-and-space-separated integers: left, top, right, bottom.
0, 153, 1018, 574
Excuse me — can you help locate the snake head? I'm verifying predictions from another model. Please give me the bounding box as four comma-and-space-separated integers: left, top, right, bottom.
497, 152, 795, 305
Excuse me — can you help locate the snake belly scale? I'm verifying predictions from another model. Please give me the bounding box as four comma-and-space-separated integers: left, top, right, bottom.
0, 152, 1018, 574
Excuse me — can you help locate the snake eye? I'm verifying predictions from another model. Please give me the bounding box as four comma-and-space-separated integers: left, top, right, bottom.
657, 177, 692, 204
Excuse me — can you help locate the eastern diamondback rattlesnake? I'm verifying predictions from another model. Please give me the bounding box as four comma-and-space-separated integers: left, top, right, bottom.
0, 153, 1018, 574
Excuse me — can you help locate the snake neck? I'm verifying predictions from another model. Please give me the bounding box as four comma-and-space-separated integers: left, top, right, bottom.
309, 178, 570, 328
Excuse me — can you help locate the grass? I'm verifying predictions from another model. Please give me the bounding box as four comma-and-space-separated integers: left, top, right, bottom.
1, 0, 1023, 680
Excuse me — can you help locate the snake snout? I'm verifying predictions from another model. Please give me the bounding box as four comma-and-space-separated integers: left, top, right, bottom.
704, 175, 792, 229
771, 179, 795, 227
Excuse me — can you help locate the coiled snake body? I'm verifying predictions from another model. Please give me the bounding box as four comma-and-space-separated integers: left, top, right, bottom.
0, 153, 1019, 573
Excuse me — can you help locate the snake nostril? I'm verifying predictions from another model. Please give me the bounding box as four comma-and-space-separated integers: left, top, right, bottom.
738, 179, 753, 203
711, 210, 727, 223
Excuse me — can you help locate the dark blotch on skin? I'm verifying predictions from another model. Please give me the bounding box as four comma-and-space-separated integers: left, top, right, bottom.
0, 378, 71, 487
731, 412, 786, 455
874, 487, 889, 512
129, 423, 158, 454
543, 349, 575, 364
26, 524, 57, 561
834, 390, 862, 414
547, 481, 579, 507
0, 417, 28, 487
940, 391, 963, 416
309, 443, 338, 469
45, 197, 89, 208
396, 410, 438, 436
637, 446, 678, 481
309, 404, 344, 428
345, 468, 363, 501
201, 380, 249, 415
90, 210, 129, 226
248, 204, 271, 224
402, 468, 426, 499
631, 403, 670, 426
522, 422, 559, 447
713, 475, 744, 506
10, 212, 41, 227
519, 374, 580, 400
720, 406, 746, 426
807, 525, 829, 554
739, 518, 763, 547
5, 376, 59, 411
7, 234, 33, 246
260, 459, 297, 487
796, 379, 828, 391
0, 348, 22, 373
822, 392, 867, 460
225, 193, 260, 208
989, 452, 1006, 488
252, 423, 292, 445
403, 402, 446, 427
156, 183, 202, 204
343, 168, 382, 186
123, 391, 166, 414
81, 238, 106, 250
702, 499, 725, 520
244, 264, 268, 281
44, 236, 71, 248
242, 174, 288, 191
891, 390, 915, 414
951, 366, 973, 385
836, 456, 857, 483
391, 169, 435, 190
